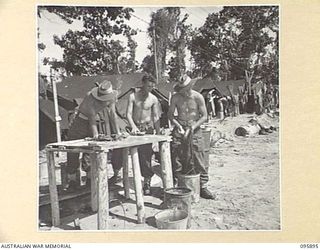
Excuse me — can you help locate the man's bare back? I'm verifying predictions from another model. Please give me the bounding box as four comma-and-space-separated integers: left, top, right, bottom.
79, 92, 112, 119
77, 91, 117, 138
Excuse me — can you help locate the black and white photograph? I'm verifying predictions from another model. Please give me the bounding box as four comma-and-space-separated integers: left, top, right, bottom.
37, 5, 280, 231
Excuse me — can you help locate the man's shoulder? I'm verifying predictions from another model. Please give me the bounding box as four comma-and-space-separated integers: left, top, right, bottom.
82, 91, 92, 101
172, 92, 182, 98
171, 92, 181, 102
81, 92, 93, 105
129, 91, 136, 99
149, 92, 158, 102
191, 89, 201, 96
192, 90, 204, 99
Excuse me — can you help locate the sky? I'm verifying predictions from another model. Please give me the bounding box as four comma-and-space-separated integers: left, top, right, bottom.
37, 6, 222, 77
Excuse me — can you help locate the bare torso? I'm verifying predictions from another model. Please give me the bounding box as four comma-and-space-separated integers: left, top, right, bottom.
131, 90, 157, 125
173, 90, 202, 122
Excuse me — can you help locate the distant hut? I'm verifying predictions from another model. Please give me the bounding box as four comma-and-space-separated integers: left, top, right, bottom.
193, 77, 246, 118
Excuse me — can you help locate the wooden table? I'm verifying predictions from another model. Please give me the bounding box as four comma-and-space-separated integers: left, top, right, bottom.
45, 135, 173, 230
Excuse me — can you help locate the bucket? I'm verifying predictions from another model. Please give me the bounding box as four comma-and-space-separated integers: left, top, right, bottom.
155, 209, 188, 230
164, 187, 192, 229
177, 173, 200, 203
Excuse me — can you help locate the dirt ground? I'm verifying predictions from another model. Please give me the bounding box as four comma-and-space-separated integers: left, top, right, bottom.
38, 113, 280, 231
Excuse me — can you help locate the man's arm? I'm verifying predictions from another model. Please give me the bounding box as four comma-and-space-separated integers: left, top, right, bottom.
183, 93, 208, 139
107, 102, 121, 135
88, 113, 99, 138
168, 95, 184, 133
191, 93, 208, 131
126, 93, 139, 133
152, 97, 161, 134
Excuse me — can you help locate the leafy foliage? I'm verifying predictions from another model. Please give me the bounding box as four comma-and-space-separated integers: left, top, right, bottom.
37, 28, 46, 52
38, 6, 136, 76
38, 43, 46, 52
141, 55, 156, 75
146, 7, 183, 81
190, 6, 279, 84
167, 13, 192, 81
122, 32, 138, 73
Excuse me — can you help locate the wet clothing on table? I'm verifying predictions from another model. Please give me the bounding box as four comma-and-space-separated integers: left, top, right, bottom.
171, 120, 209, 188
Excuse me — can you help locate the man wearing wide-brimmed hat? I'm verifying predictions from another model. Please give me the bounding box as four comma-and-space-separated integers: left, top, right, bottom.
65, 80, 122, 190
168, 75, 216, 199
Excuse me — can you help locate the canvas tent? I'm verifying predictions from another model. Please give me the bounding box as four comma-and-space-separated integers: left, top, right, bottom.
46, 73, 171, 132
38, 76, 47, 98
45, 73, 145, 130
116, 86, 171, 128
54, 73, 145, 102
39, 98, 69, 148
44, 72, 251, 138
193, 77, 246, 97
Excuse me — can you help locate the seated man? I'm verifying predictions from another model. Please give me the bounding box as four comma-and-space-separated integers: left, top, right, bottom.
66, 80, 121, 190
126, 74, 160, 195
168, 75, 216, 199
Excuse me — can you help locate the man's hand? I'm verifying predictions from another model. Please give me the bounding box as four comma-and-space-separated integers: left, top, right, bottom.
177, 125, 185, 135
184, 125, 196, 140
93, 134, 100, 140
183, 127, 191, 140
131, 126, 140, 135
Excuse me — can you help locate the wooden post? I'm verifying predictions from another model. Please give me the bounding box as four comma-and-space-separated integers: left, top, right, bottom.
60, 162, 68, 190
51, 69, 61, 143
153, 23, 159, 85
168, 92, 172, 129
96, 151, 109, 230
122, 148, 130, 199
130, 147, 145, 224
159, 141, 174, 189
90, 153, 98, 212
46, 150, 60, 226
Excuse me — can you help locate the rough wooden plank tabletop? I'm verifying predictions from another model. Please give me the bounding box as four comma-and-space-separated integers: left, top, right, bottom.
46, 135, 172, 151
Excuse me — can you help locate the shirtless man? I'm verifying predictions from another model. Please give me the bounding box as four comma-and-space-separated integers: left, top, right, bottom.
66, 80, 122, 190
168, 75, 216, 199
126, 74, 160, 195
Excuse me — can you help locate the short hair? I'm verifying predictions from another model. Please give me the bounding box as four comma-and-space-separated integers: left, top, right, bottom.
142, 74, 156, 84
